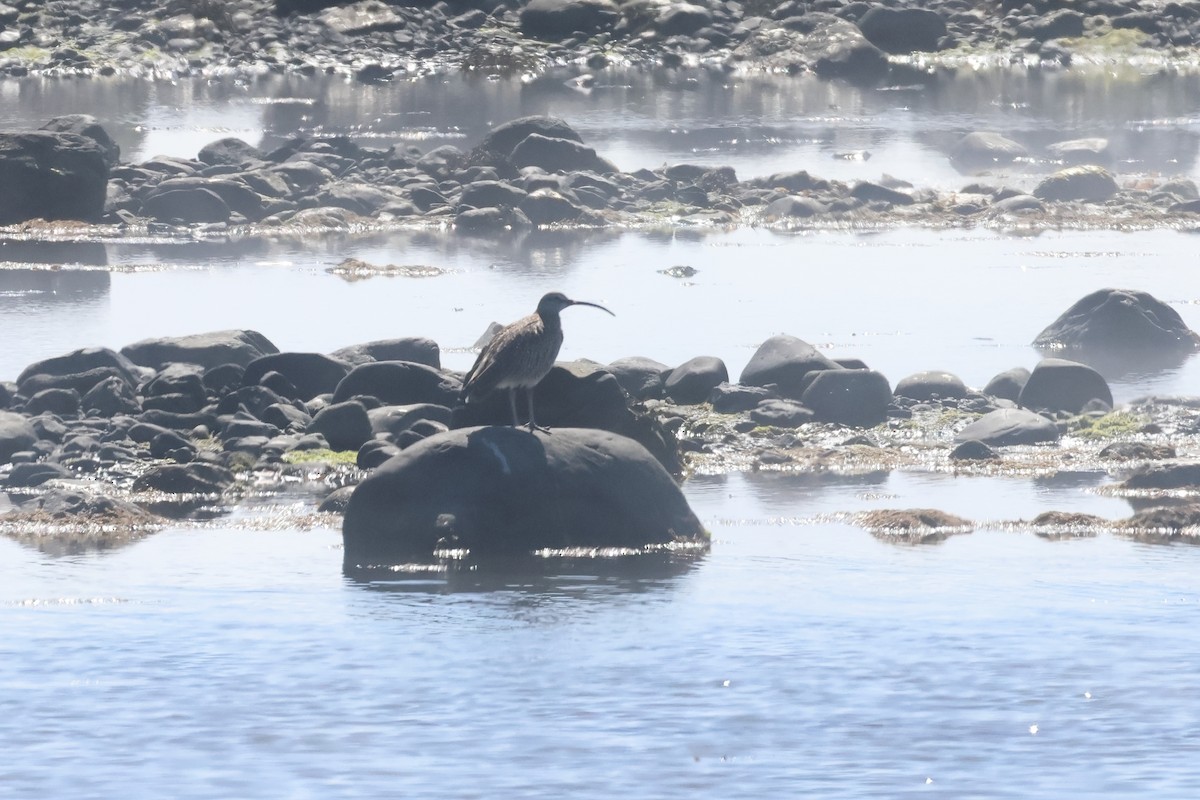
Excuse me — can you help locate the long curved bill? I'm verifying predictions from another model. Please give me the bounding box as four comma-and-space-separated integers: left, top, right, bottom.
570, 300, 615, 316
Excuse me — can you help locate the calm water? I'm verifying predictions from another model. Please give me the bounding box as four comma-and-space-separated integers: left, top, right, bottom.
4, 71, 1200, 798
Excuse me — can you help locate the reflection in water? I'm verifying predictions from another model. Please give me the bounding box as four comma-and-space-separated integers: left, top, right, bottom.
1037, 344, 1197, 384
344, 552, 704, 595
0, 240, 108, 266
0, 268, 110, 304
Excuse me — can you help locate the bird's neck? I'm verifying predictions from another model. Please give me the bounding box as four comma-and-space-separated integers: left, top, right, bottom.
538, 311, 563, 333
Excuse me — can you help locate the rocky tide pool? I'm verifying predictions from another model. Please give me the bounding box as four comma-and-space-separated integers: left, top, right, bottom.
4, 53, 1200, 800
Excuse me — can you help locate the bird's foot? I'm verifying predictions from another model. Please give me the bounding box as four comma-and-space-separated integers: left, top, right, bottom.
526, 421, 552, 434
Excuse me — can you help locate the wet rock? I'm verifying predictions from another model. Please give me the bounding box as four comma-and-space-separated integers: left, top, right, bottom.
1033, 288, 1200, 353
950, 131, 1028, 170
0, 131, 109, 225
357, 439, 401, 469
242, 352, 351, 402
511, 134, 616, 175
308, 400, 373, 451
1017, 358, 1111, 414
369, 404, 454, 438
991, 194, 1045, 214
203, 363, 245, 396
6, 461, 70, 487
475, 116, 584, 163
1033, 166, 1119, 203
763, 195, 828, 219
1098, 441, 1175, 461
39, 115, 120, 168
851, 180, 914, 206
220, 418, 280, 441
655, 3, 713, 37
318, 486, 355, 514
149, 429, 197, 461
319, 0, 406, 35
954, 408, 1060, 446
606, 356, 669, 400
261, 402, 312, 431
1021, 9, 1085, 41
0, 411, 37, 463
333, 361, 461, 406
82, 377, 142, 417
122, 330, 280, 370
11, 487, 158, 523
519, 188, 586, 225
132, 462, 236, 494
950, 439, 998, 461
801, 369, 891, 427
331, 337, 441, 369
856, 6, 946, 54
664, 356, 729, 405
316, 182, 405, 215
750, 398, 814, 428
732, 15, 888, 83
519, 0, 619, 40
1046, 137, 1111, 166
342, 426, 705, 565
1121, 462, 1200, 490
459, 180, 527, 209
710, 382, 773, 414
983, 367, 1031, 402
894, 371, 969, 401
198, 137, 264, 167
1120, 504, 1200, 536
25, 388, 81, 417
739, 334, 842, 400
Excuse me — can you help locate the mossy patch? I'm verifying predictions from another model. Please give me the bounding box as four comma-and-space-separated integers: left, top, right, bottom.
282, 448, 359, 466
1071, 411, 1147, 440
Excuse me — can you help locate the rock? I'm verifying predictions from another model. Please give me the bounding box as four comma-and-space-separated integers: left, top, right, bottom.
1033, 166, 1119, 203
656, 3, 712, 36
859, 508, 972, 544
81, 377, 141, 417
1046, 137, 1111, 166
131, 462, 235, 494
318, 486, 355, 514
801, 369, 892, 427
331, 337, 441, 368
1033, 288, 1200, 353
357, 439, 402, 469
710, 382, 773, 414
606, 356, 669, 400
122, 330, 280, 370
739, 334, 843, 399
950, 131, 1028, 170
519, 0, 619, 40
1017, 358, 1112, 414
763, 195, 828, 219
459, 180, 527, 209
954, 408, 1060, 446
198, 137, 264, 167
894, 371, 970, 401
475, 116, 584, 163
332, 361, 461, 406
39, 114, 120, 168
1120, 504, 1200, 536
6, 461, 70, 487
1098, 441, 1174, 461
664, 356, 729, 404
261, 402, 312, 431
342, 426, 705, 565
0, 411, 37, 462
856, 6, 946, 54
25, 388, 81, 416
1122, 463, 1200, 490
511, 134, 616, 174
204, 363, 245, 396
369, 404, 454, 438
241, 352, 351, 401
950, 439, 998, 461
983, 367, 1031, 402
17, 347, 144, 394
308, 400, 373, 451
851, 181, 914, 205
319, 0, 406, 35
732, 15, 888, 84
0, 132, 108, 224
11, 487, 158, 524
519, 188, 586, 225
991, 194, 1045, 214
750, 398, 814, 428
1022, 9, 1084, 41
143, 186, 232, 223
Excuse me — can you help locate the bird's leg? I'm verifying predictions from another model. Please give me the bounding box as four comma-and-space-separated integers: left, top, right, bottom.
508, 388, 520, 427
527, 387, 551, 434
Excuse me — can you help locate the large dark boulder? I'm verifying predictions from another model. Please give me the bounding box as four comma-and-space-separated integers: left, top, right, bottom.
983, 367, 1030, 402
1018, 358, 1112, 414
332, 361, 461, 406
511, 134, 616, 174
17, 347, 145, 393
664, 356, 729, 405
39, 115, 120, 168
950, 131, 1028, 171
519, 0, 619, 39
732, 15, 888, 84
477, 116, 584, 159
801, 369, 892, 427
198, 137, 264, 167
331, 337, 441, 368
342, 426, 706, 566
242, 352, 352, 401
1033, 166, 1119, 203
606, 356, 670, 400
739, 334, 843, 399
122, 330, 280, 370
142, 186, 232, 224
1033, 288, 1200, 353
0, 131, 109, 224
894, 370, 970, 401
131, 462, 235, 494
308, 400, 373, 451
856, 6, 946, 54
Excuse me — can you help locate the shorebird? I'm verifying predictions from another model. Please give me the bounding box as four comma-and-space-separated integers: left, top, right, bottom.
460, 291, 614, 431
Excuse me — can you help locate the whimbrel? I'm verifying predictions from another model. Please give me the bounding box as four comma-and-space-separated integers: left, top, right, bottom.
460, 291, 614, 431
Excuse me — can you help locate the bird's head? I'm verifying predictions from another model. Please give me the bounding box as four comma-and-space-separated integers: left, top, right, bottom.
537, 291, 614, 318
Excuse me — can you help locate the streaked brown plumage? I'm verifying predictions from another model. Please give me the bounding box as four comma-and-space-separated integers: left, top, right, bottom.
461, 291, 614, 431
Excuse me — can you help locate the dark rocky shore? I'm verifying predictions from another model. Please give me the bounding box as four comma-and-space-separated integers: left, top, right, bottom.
0, 0, 1195, 81
3, 285, 1200, 559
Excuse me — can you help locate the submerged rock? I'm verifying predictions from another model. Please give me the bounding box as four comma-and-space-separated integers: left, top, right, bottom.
342, 426, 706, 566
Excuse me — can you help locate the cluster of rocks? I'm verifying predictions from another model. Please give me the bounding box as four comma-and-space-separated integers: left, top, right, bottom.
3, 286, 1200, 559
0, 0, 1194, 80
5, 113, 1200, 234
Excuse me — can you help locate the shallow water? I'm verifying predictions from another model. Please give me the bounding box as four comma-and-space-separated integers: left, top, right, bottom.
4, 70, 1200, 798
